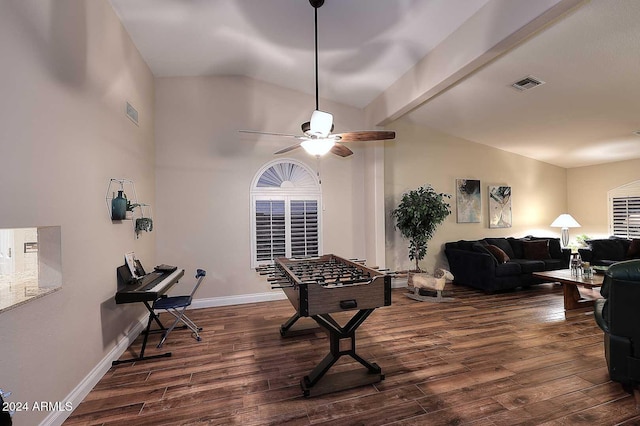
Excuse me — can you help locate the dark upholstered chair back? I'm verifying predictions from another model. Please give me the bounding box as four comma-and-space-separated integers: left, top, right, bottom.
594, 259, 640, 386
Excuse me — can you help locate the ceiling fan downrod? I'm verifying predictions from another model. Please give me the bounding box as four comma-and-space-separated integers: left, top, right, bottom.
310, 0, 324, 111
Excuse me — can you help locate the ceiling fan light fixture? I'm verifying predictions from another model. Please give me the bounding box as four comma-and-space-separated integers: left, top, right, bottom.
301, 138, 335, 156
309, 110, 333, 138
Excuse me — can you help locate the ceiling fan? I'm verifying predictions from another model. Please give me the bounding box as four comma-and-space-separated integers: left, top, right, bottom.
240, 0, 396, 157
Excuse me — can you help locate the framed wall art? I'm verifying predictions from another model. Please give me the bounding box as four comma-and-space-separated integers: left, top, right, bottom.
489, 185, 512, 228
456, 179, 481, 223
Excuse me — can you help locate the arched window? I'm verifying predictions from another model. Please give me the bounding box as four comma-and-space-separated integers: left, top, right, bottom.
250, 159, 321, 267
609, 180, 640, 238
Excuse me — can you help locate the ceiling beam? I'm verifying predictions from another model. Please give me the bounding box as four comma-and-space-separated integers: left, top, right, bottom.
364, 0, 587, 127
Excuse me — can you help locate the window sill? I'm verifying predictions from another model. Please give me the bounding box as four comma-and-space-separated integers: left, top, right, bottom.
0, 274, 61, 314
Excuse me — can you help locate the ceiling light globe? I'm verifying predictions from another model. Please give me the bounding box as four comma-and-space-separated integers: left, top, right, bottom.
301, 139, 335, 156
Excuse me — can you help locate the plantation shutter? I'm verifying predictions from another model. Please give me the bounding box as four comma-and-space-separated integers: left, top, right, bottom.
251, 160, 322, 267
290, 200, 319, 258
612, 196, 640, 239
255, 200, 286, 262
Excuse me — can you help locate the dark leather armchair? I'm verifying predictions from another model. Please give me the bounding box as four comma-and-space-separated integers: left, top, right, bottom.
594, 259, 640, 392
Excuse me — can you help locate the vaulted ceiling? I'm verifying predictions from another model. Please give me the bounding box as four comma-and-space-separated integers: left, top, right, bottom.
109, 0, 640, 168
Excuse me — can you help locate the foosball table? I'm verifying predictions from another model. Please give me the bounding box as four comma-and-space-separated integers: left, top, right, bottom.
257, 254, 392, 397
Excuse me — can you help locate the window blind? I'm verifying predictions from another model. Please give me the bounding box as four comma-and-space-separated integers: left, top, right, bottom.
290, 200, 319, 258
255, 200, 286, 262
612, 196, 640, 238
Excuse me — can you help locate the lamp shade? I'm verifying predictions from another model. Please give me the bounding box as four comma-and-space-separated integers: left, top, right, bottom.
550, 214, 581, 228
550, 213, 580, 248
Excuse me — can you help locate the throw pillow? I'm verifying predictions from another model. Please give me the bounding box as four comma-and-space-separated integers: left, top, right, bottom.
472, 242, 498, 265
522, 240, 551, 260
486, 244, 510, 263
627, 239, 640, 259
484, 238, 515, 259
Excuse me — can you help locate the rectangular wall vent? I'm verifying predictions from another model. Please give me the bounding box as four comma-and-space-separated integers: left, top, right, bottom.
511, 76, 545, 91
126, 102, 139, 125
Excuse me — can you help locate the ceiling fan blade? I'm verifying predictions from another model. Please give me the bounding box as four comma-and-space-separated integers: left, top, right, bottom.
334, 131, 396, 142
274, 143, 303, 155
239, 130, 304, 140
330, 143, 353, 157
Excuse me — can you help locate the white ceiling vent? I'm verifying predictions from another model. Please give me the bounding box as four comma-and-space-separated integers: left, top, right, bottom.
511, 76, 545, 91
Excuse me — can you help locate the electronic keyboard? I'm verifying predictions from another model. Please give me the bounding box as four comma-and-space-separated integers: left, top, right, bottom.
115, 268, 184, 304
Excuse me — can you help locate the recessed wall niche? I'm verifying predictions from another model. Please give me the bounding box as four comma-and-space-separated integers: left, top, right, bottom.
0, 226, 62, 313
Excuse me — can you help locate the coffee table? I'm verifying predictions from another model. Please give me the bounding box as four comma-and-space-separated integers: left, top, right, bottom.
532, 269, 604, 311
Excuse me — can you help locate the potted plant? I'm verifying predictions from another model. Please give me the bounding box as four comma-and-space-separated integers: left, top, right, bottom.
391, 184, 451, 284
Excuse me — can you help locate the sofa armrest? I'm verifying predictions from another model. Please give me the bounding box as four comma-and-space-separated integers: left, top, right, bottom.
445, 248, 496, 288
594, 299, 609, 333
578, 248, 593, 262
561, 248, 571, 265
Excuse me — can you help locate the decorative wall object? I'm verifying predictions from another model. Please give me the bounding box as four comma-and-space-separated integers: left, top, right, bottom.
456, 179, 481, 223
105, 178, 153, 238
489, 186, 512, 228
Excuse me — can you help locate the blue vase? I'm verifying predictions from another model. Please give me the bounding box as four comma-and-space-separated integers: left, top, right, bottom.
111, 190, 127, 220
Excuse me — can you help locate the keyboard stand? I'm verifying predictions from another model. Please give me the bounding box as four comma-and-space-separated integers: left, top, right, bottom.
112, 268, 185, 365
112, 301, 172, 365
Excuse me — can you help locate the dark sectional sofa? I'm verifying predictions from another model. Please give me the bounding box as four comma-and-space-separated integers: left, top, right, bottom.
444, 236, 570, 293
578, 237, 640, 266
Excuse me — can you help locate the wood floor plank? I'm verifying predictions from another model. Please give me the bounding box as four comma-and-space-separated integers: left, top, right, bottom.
65, 284, 640, 425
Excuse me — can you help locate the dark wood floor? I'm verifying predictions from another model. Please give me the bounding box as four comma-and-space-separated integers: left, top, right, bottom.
66, 283, 640, 425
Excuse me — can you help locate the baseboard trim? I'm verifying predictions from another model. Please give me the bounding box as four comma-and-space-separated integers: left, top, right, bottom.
40, 291, 287, 425
392, 277, 408, 289
40, 315, 148, 426
189, 291, 287, 309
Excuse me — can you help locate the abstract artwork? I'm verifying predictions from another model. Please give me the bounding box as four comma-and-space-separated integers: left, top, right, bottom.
489, 186, 512, 228
456, 179, 481, 223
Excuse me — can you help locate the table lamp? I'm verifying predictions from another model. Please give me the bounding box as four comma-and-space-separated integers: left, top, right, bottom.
551, 213, 581, 248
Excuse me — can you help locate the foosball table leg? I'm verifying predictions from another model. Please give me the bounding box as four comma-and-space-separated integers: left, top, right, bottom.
299, 309, 385, 397
280, 313, 300, 337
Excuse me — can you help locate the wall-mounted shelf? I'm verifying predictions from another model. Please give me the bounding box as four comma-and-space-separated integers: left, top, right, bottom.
106, 179, 153, 238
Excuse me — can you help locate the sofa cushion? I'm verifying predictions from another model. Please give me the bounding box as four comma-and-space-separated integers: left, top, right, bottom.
472, 242, 498, 265
627, 239, 640, 259
508, 238, 524, 259
486, 244, 510, 263
546, 238, 562, 260
522, 240, 551, 260
495, 262, 521, 277
589, 239, 626, 261
446, 240, 477, 252
542, 258, 566, 270
510, 259, 546, 273
484, 238, 515, 259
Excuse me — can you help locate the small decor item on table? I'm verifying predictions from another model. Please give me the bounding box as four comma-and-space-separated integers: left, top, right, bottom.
583, 265, 593, 279
111, 190, 127, 220
593, 265, 609, 275
570, 252, 582, 276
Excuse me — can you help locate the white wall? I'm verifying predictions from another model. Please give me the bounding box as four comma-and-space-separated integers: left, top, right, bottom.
154, 76, 371, 299
567, 158, 640, 240
0, 1, 155, 424
385, 118, 568, 273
